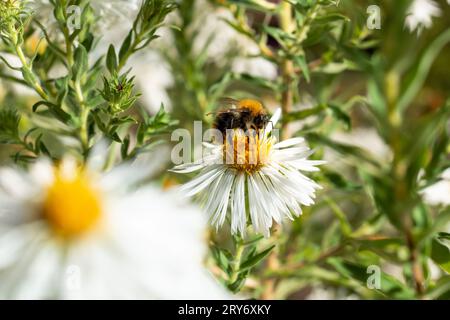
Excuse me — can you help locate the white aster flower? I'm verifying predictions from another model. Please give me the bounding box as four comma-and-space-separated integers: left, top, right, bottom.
405, 0, 441, 34
172, 109, 325, 237
0, 151, 229, 299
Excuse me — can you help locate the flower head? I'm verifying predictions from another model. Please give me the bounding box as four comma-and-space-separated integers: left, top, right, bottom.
172, 109, 325, 237
0, 149, 229, 299
405, 0, 441, 35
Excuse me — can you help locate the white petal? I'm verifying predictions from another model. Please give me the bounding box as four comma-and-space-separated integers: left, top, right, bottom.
274, 137, 305, 149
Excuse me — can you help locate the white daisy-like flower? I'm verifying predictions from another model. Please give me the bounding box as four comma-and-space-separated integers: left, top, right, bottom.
172, 109, 325, 237
0, 150, 229, 299
405, 0, 441, 34
28, 0, 140, 33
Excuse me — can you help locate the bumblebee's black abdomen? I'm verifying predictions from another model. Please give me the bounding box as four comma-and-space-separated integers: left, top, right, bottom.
213, 108, 252, 134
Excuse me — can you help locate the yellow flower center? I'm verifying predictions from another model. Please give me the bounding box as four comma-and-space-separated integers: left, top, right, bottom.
223, 130, 273, 174
42, 167, 102, 238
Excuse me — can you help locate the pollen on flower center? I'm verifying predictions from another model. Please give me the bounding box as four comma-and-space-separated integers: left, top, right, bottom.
42, 167, 102, 238
223, 130, 273, 174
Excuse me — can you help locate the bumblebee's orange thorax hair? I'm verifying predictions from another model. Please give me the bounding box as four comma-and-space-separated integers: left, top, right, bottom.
237, 99, 265, 116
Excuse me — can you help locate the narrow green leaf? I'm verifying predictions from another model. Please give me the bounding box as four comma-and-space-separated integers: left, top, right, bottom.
294, 55, 310, 82
32, 101, 71, 124
106, 44, 118, 74
431, 237, 450, 273
119, 31, 133, 64
239, 245, 275, 272
398, 29, 450, 112
72, 45, 88, 81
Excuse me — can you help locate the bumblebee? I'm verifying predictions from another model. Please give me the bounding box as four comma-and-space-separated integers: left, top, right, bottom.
212, 98, 270, 136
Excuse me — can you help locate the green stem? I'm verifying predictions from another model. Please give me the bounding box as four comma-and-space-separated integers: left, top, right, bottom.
229, 241, 245, 284
103, 141, 119, 171
14, 44, 49, 100
61, 17, 89, 155
63, 27, 74, 68
117, 31, 144, 71
406, 230, 424, 298
279, 1, 295, 140
75, 80, 89, 152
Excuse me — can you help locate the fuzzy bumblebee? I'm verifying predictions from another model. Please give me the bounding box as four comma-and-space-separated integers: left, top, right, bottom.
212, 98, 270, 137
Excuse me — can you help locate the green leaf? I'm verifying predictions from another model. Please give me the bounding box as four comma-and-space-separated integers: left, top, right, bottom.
55, 76, 69, 106
327, 104, 352, 130
239, 245, 275, 272
119, 31, 133, 64
143, 104, 178, 136
39, 140, 50, 156
294, 55, 310, 82
315, 60, 359, 74
72, 45, 88, 82
324, 196, 352, 237
306, 132, 380, 167
438, 233, 450, 241
212, 246, 232, 276
431, 237, 450, 273
225, 0, 277, 12
398, 29, 450, 112
106, 44, 118, 74
121, 135, 131, 159
354, 238, 404, 250
314, 13, 350, 24
366, 56, 387, 120
227, 272, 248, 293
21, 67, 39, 88
418, 204, 450, 246
242, 235, 265, 246
32, 101, 72, 124
284, 105, 326, 123
0, 109, 20, 144
263, 25, 295, 48
328, 259, 415, 299
426, 276, 450, 299
322, 169, 362, 191
237, 73, 280, 92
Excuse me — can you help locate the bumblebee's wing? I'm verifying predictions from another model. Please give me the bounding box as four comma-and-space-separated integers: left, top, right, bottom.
206, 108, 235, 116
207, 98, 240, 116
218, 97, 240, 109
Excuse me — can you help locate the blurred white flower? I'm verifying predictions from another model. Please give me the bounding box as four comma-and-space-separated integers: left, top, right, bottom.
231, 56, 278, 80
405, 0, 441, 34
132, 52, 174, 113
421, 168, 450, 206
0, 149, 229, 299
326, 128, 391, 162
172, 109, 324, 237
192, 0, 277, 79
28, 0, 140, 33
306, 285, 359, 300
73, 0, 278, 114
